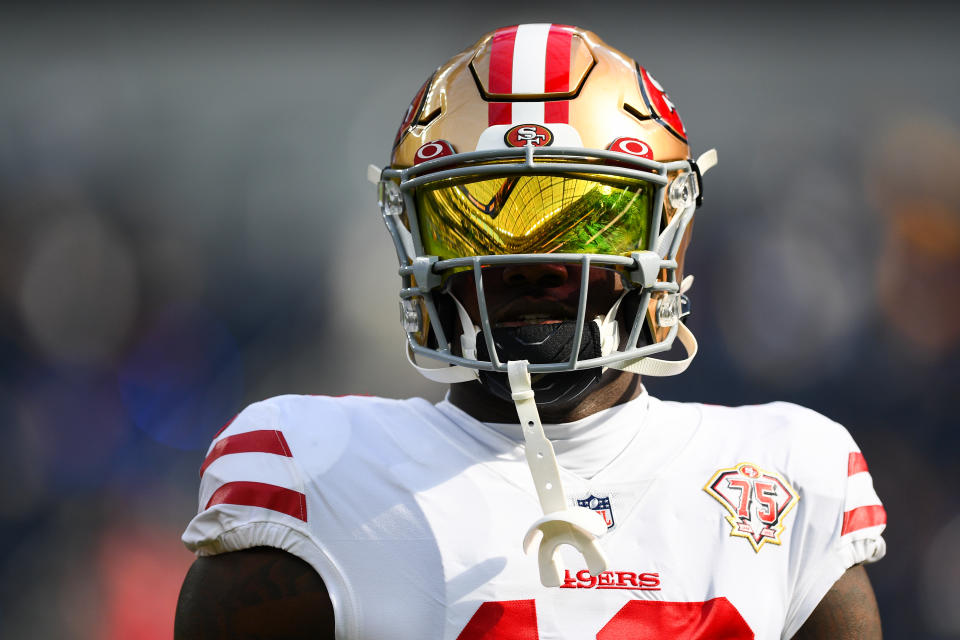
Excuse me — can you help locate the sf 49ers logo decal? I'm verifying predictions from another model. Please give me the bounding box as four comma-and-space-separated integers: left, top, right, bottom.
504, 123, 553, 147
704, 462, 799, 551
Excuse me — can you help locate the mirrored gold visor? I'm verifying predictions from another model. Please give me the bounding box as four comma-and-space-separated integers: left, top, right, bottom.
416, 172, 655, 259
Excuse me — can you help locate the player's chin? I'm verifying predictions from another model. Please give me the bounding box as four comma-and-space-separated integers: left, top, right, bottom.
478, 366, 608, 411
540, 368, 641, 418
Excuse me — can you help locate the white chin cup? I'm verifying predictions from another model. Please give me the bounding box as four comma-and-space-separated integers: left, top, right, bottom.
523, 509, 609, 587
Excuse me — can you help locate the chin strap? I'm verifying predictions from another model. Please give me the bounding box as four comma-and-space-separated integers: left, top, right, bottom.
609, 275, 699, 377
611, 321, 698, 377
508, 360, 609, 587
404, 292, 482, 383
405, 344, 479, 382
451, 294, 480, 361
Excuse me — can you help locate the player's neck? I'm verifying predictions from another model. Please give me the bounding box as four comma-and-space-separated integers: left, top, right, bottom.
447, 370, 644, 424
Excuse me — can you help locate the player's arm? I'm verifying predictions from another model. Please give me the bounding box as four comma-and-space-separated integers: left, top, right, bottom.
174, 547, 335, 640
791, 564, 881, 640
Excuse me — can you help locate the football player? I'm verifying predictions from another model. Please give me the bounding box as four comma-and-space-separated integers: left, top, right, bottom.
176, 25, 885, 639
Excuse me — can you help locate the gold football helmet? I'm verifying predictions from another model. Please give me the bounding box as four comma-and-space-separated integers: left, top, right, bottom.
374, 23, 717, 385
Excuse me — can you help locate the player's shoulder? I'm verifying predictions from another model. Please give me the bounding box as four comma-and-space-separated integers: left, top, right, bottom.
653, 398, 860, 486
692, 399, 854, 448
222, 392, 416, 424
206, 393, 440, 476
215, 393, 431, 439
188, 393, 441, 535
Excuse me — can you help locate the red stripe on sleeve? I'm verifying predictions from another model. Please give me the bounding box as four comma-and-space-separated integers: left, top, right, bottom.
200, 430, 292, 478
205, 481, 307, 522
841, 504, 886, 535
543, 24, 572, 123
848, 451, 869, 476
488, 26, 517, 125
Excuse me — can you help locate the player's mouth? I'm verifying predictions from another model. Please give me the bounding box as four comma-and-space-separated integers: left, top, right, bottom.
496, 316, 565, 328
493, 300, 576, 328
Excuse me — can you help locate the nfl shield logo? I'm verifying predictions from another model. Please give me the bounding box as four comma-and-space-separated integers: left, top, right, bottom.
577, 494, 614, 529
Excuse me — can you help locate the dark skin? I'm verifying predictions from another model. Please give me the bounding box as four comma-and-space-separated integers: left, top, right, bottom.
175, 263, 882, 639
793, 565, 883, 639
175, 548, 333, 640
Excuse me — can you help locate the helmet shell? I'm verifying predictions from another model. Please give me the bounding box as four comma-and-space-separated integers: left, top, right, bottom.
391, 25, 690, 168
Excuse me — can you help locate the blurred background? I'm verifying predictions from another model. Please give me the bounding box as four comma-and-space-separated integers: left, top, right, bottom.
1, 1, 957, 637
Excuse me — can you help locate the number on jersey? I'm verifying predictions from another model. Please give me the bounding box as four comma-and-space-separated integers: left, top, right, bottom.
456, 597, 753, 639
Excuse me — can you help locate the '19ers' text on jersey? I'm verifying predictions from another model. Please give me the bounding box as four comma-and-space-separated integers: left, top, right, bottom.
183, 391, 886, 640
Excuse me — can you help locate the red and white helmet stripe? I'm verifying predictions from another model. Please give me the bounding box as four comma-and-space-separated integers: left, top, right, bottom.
487, 24, 574, 126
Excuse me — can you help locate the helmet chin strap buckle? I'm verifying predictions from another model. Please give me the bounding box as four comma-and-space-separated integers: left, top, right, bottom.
507, 360, 609, 587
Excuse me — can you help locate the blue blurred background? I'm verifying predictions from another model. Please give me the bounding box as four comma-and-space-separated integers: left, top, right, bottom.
1, 2, 958, 637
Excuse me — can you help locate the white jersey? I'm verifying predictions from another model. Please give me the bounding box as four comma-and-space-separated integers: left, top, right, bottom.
182, 391, 886, 640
